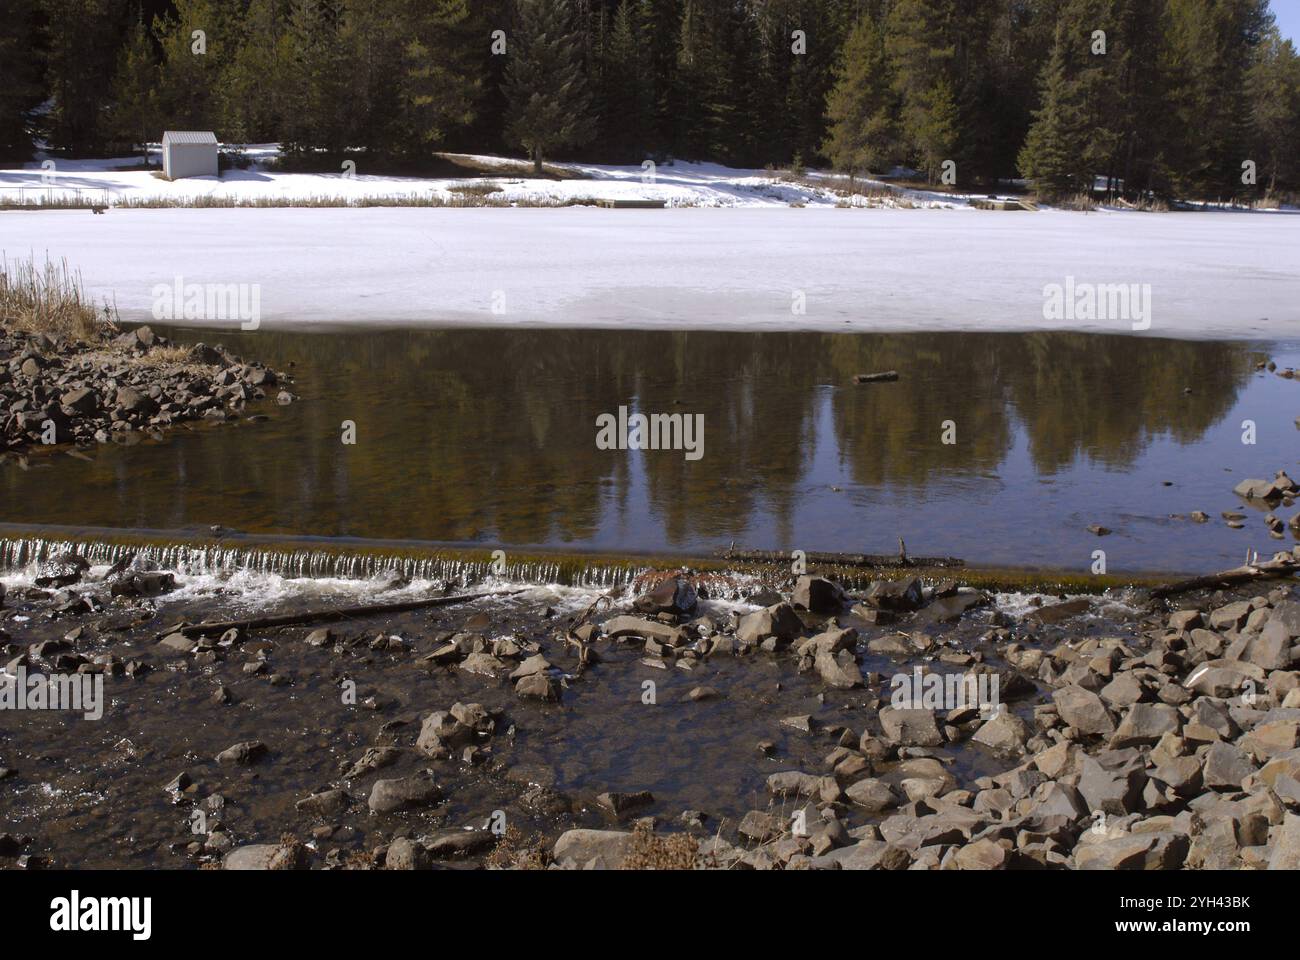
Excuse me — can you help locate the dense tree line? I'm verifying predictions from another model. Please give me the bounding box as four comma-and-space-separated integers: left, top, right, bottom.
2, 0, 1297, 200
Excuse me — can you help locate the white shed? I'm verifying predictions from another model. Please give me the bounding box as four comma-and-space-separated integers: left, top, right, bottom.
162, 130, 218, 180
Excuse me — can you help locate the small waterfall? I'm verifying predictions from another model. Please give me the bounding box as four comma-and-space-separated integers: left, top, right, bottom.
0, 534, 649, 590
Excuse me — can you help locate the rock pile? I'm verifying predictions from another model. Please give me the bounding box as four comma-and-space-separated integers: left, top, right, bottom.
1, 323, 288, 453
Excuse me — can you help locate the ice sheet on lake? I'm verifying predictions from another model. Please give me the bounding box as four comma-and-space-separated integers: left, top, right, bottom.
2, 206, 1296, 338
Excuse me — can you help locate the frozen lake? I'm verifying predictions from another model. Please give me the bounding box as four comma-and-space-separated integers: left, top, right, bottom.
2, 206, 1297, 338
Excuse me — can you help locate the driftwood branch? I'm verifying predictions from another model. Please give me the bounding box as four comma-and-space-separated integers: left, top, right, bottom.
718, 548, 964, 570
169, 589, 525, 638
1151, 557, 1299, 599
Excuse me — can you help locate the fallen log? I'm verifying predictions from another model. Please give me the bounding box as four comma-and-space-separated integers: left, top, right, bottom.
168, 589, 526, 639
718, 548, 964, 569
1151, 556, 1299, 599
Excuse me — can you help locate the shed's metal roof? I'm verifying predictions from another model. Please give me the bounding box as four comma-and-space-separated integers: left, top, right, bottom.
162, 131, 218, 145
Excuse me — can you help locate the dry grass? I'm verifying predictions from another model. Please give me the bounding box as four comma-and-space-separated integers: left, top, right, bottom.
0, 255, 116, 340
128, 343, 194, 366
0, 195, 108, 211
116, 191, 600, 209
1053, 192, 1098, 211
621, 822, 699, 870
483, 825, 550, 870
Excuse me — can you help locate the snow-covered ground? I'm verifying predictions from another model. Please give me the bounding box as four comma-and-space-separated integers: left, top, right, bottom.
1, 150, 1296, 338
0, 147, 964, 209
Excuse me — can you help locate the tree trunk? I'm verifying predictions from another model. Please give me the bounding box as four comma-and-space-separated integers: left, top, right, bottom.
532, 145, 543, 175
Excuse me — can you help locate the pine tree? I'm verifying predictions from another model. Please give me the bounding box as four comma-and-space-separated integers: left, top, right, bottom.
885, 0, 960, 184
394, 0, 482, 161
107, 14, 158, 163
600, 0, 654, 161
504, 0, 596, 172
822, 11, 897, 181
0, 0, 44, 160
1161, 0, 1272, 200
1247, 25, 1300, 195
671, 0, 726, 160
1018, 23, 1084, 198
221, 0, 286, 144
41, 0, 122, 153
280, 0, 355, 159
154, 0, 230, 133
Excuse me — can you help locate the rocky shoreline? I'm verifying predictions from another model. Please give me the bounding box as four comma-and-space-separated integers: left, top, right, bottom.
1, 322, 290, 457
2, 550, 1300, 870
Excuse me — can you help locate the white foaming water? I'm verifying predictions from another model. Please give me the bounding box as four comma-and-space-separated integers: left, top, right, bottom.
991, 590, 1142, 620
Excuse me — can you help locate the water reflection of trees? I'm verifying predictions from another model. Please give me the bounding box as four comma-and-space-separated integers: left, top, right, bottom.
6, 328, 1257, 548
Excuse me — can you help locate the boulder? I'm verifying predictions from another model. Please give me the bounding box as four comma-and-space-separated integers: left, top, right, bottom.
1075, 832, 1189, 870
736, 603, 803, 646
385, 837, 430, 870
864, 578, 923, 611
1202, 741, 1256, 791
368, 775, 441, 814
1078, 751, 1147, 815
971, 709, 1030, 755
879, 707, 944, 747
1053, 686, 1115, 736
815, 649, 863, 689
792, 576, 846, 614
553, 829, 632, 868
633, 577, 697, 616
515, 673, 561, 701
1110, 702, 1180, 748
1268, 813, 1300, 869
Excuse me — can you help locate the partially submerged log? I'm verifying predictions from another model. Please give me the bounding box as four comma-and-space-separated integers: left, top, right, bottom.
852, 371, 899, 383
718, 547, 963, 570
1151, 555, 1299, 599
168, 589, 525, 638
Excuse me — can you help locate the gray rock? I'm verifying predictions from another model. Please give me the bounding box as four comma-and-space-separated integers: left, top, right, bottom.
368, 775, 441, 814
423, 827, 497, 858
295, 789, 349, 816
416, 711, 473, 758
879, 707, 944, 747
215, 740, 266, 765
633, 577, 698, 616
1053, 686, 1116, 736
385, 837, 430, 870
1268, 813, 1300, 869
552, 829, 632, 868
1110, 702, 1180, 748
595, 790, 655, 817
737, 810, 784, 843
792, 576, 846, 614
766, 771, 823, 799
1202, 741, 1256, 791
864, 578, 923, 611
815, 649, 863, 689
515, 672, 561, 701
971, 709, 1030, 755
222, 844, 280, 870
1246, 620, 1294, 670
736, 603, 803, 646
1078, 751, 1147, 816
1075, 832, 1189, 869
844, 778, 900, 813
